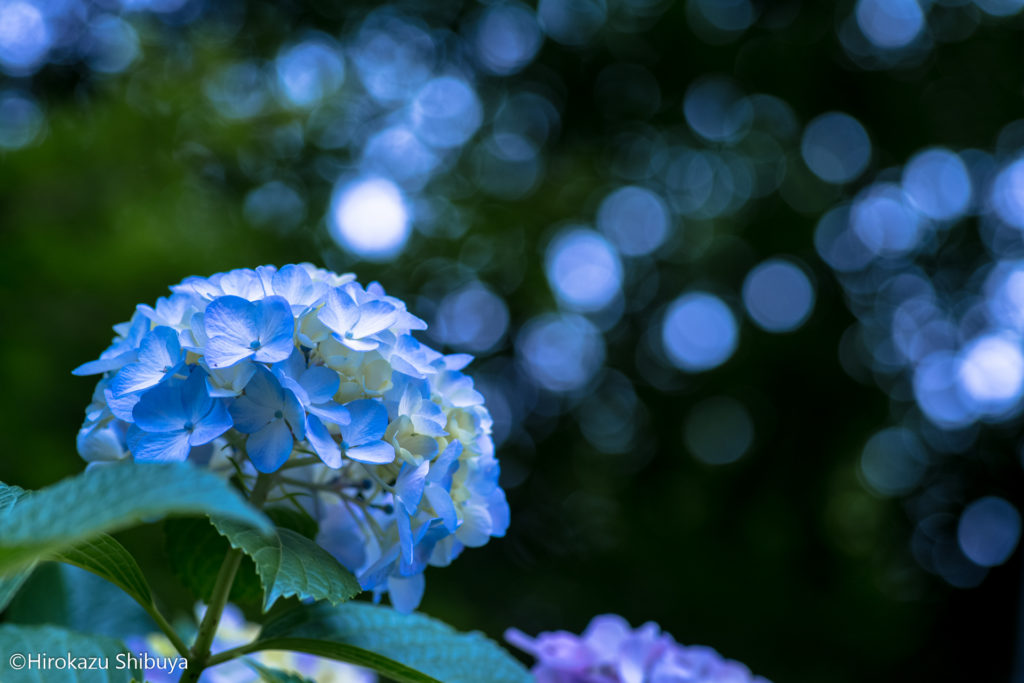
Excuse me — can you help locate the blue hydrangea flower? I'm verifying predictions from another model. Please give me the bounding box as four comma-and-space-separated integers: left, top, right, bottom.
203, 295, 295, 368
229, 366, 307, 473
128, 369, 232, 463
506, 615, 771, 683
74, 264, 509, 612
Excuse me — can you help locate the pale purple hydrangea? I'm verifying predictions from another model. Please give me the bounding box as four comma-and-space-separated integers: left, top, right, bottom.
74, 264, 509, 612
506, 615, 770, 683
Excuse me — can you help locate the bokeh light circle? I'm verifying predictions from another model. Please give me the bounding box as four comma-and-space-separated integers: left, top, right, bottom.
801, 112, 871, 184
545, 228, 623, 312
661, 292, 739, 372
958, 497, 1022, 567
328, 177, 411, 261
518, 313, 605, 392
742, 258, 815, 332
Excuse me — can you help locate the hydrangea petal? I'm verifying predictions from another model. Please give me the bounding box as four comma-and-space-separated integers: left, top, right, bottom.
300, 366, 341, 404
229, 394, 275, 434
189, 399, 233, 446
455, 503, 493, 547
386, 573, 425, 614
345, 441, 396, 464
254, 295, 296, 363
306, 414, 342, 468
247, 420, 295, 473
342, 399, 389, 446
132, 431, 192, 463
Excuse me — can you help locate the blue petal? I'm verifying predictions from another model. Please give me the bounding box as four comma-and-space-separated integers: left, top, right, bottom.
341, 399, 388, 446
204, 335, 254, 370
424, 483, 458, 532
229, 395, 274, 434
254, 296, 295, 364
246, 420, 294, 473
487, 489, 510, 538
308, 401, 350, 426
345, 441, 396, 465
455, 503, 494, 548
205, 360, 256, 397
110, 360, 169, 397
189, 399, 232, 446
394, 461, 429, 515
242, 366, 285, 408
273, 264, 313, 304
299, 366, 340, 405
203, 296, 259, 368
72, 350, 137, 376
387, 573, 425, 614
350, 301, 398, 339
426, 440, 462, 487
105, 387, 141, 422
204, 295, 259, 342
306, 414, 341, 468
133, 382, 186, 433
181, 369, 213, 422
272, 347, 306, 383
397, 511, 414, 564
319, 288, 360, 336
283, 387, 307, 441
136, 326, 181, 370
132, 431, 191, 463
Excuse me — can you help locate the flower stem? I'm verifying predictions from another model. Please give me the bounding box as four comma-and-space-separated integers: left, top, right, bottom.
178, 472, 275, 682
145, 603, 190, 659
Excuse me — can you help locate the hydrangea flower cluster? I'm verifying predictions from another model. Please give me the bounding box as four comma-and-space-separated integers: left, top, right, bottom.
130, 603, 376, 683
506, 615, 769, 683
74, 264, 509, 611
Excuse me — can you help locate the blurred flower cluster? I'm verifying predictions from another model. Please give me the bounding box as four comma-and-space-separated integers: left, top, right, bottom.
73, 264, 509, 611
506, 614, 768, 683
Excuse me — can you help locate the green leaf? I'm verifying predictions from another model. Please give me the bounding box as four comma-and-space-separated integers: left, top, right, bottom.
0, 462, 273, 576
0, 566, 34, 613
240, 636, 439, 683
258, 602, 533, 683
265, 506, 319, 541
53, 535, 153, 609
210, 518, 361, 611
0, 624, 142, 682
0, 482, 28, 510
247, 661, 317, 683
6, 564, 154, 640
0, 483, 33, 612
164, 517, 264, 608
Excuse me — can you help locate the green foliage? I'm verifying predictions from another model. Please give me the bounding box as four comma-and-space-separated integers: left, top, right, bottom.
164, 517, 264, 608
238, 636, 442, 683
0, 483, 34, 612
264, 507, 319, 541
258, 602, 533, 683
6, 564, 154, 640
247, 661, 317, 683
210, 518, 361, 611
0, 624, 142, 682
0, 463, 272, 576
54, 535, 153, 609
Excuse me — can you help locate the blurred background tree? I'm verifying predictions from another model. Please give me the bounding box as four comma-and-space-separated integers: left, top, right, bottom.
2, 0, 1024, 681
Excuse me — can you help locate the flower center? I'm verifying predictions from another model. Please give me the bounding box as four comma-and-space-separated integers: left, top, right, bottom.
183, 421, 194, 432
249, 340, 262, 350
274, 410, 284, 419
